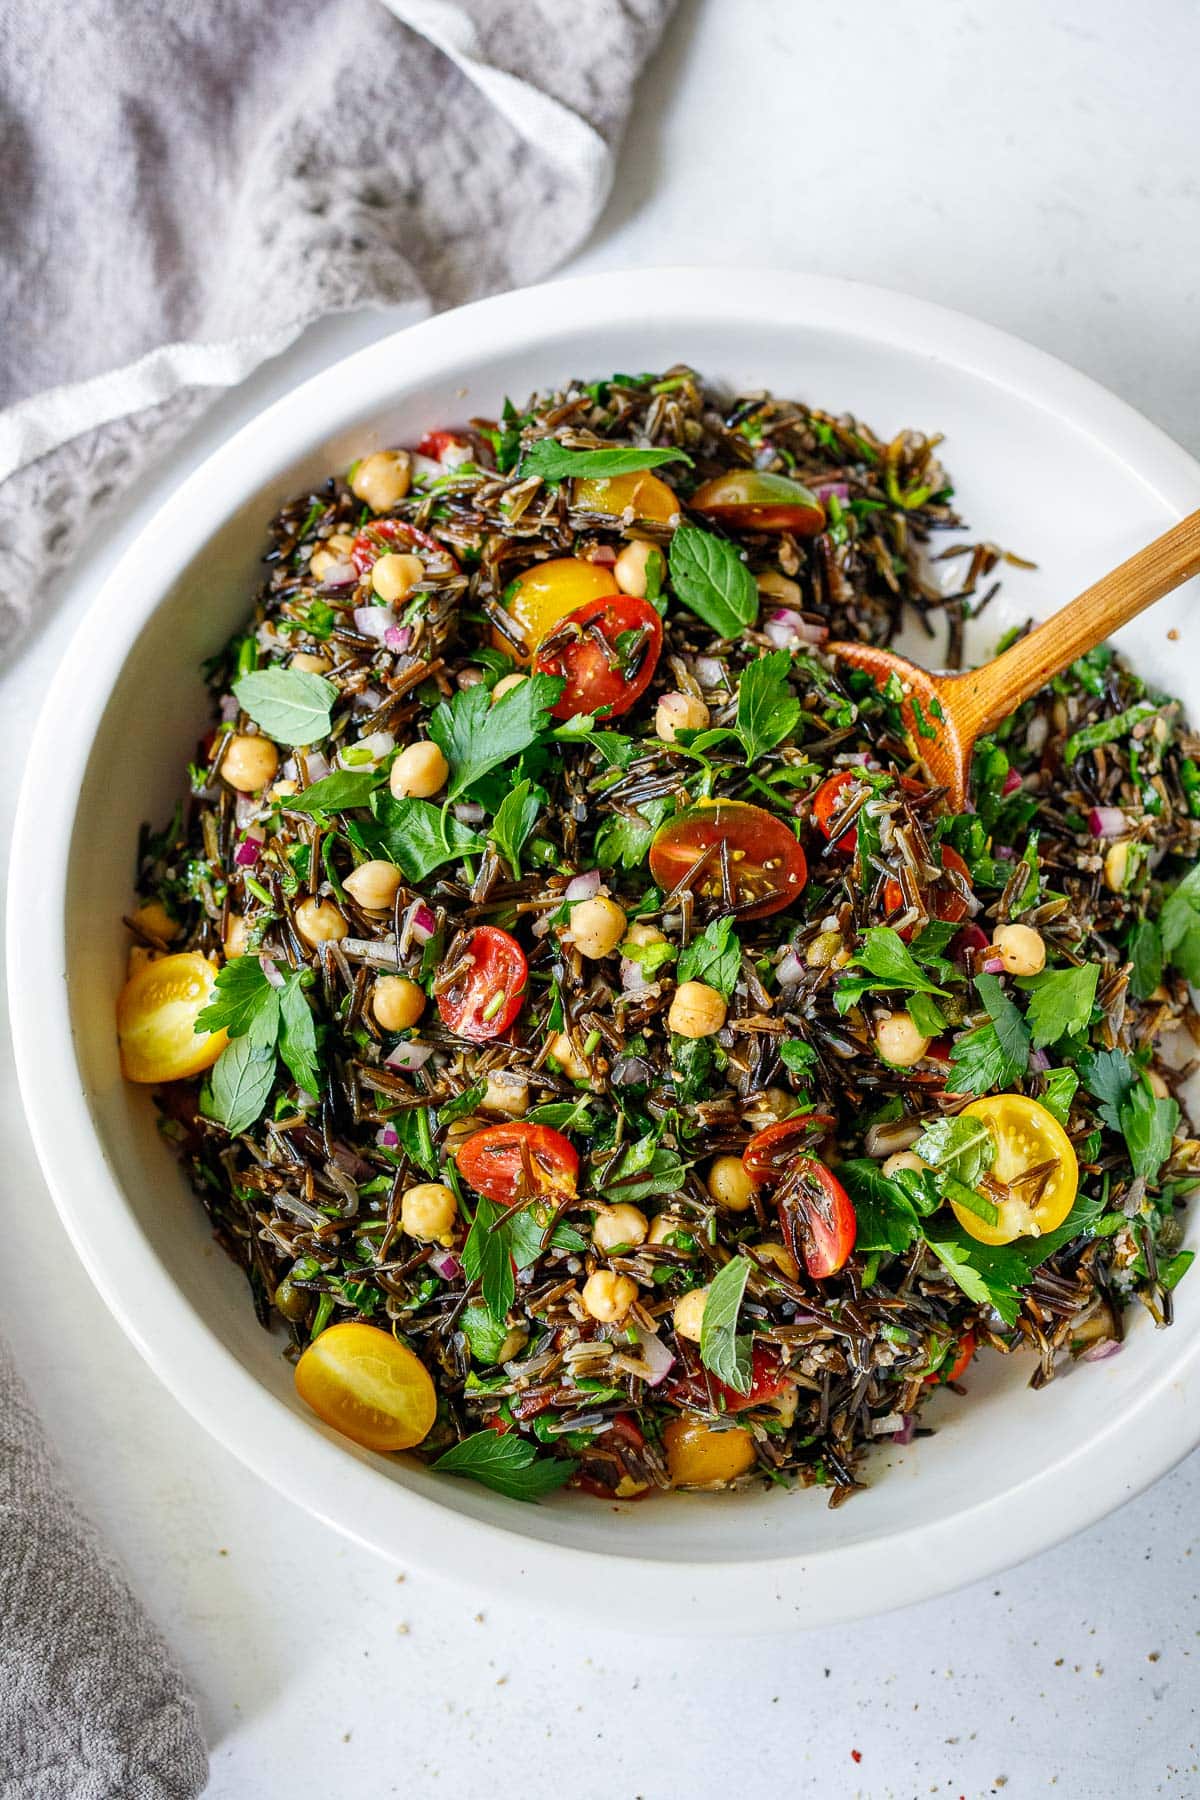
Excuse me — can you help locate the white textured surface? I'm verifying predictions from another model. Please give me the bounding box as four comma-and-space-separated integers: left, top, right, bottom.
3, 0, 1200, 1793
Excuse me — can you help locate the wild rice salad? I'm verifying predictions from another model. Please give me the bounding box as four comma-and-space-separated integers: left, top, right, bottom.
117, 367, 1200, 1505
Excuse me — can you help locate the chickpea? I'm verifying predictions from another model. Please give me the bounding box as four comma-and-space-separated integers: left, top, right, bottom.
130, 899, 180, 943
294, 896, 348, 947
371, 551, 423, 603
372, 975, 425, 1032
350, 449, 412, 512
663, 1417, 756, 1487
223, 914, 249, 958
882, 1150, 927, 1178
308, 548, 342, 582
490, 672, 527, 703
613, 538, 661, 599
991, 922, 1046, 977
874, 1011, 930, 1068
592, 1204, 649, 1253
344, 859, 403, 913
496, 1325, 529, 1364
581, 1270, 638, 1323
655, 691, 711, 743
290, 651, 331, 675
707, 1154, 756, 1213
569, 895, 627, 959
622, 921, 667, 952
668, 980, 727, 1039
806, 929, 843, 969
1147, 1068, 1171, 1100
222, 732, 279, 793
547, 1030, 589, 1081
401, 1181, 458, 1244
753, 1241, 799, 1282
481, 1071, 530, 1116
673, 1286, 709, 1342
647, 1213, 691, 1249
756, 569, 802, 607
389, 740, 449, 800
1103, 841, 1130, 893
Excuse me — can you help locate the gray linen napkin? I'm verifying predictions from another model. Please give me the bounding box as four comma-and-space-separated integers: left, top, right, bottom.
0, 0, 675, 653
0, 1, 674, 1792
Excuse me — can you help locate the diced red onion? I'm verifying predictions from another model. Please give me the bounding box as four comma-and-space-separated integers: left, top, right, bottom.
1030, 1048, 1051, 1072
453, 802, 486, 824
776, 949, 805, 986
619, 958, 651, 995
1089, 806, 1127, 838
375, 1124, 400, 1149
259, 955, 285, 990
428, 1248, 462, 1281
321, 558, 357, 586
358, 730, 395, 762
694, 656, 726, 688
330, 1143, 374, 1182
890, 1413, 916, 1445
385, 1041, 435, 1072
590, 544, 617, 566
531, 913, 552, 938
631, 1326, 675, 1388
411, 453, 445, 483
302, 751, 330, 785
1002, 768, 1023, 795
612, 1054, 652, 1085
404, 901, 436, 945
384, 625, 412, 652
219, 693, 240, 723
353, 606, 393, 642
565, 870, 602, 903
982, 955, 1005, 974
1080, 1337, 1123, 1363
764, 608, 826, 650
812, 480, 851, 503
841, 751, 870, 767
234, 792, 260, 829
234, 834, 262, 868
355, 687, 385, 712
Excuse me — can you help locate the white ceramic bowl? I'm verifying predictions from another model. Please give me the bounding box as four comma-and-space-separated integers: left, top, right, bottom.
11, 270, 1200, 1633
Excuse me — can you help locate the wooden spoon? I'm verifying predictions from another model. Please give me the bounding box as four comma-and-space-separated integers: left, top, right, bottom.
827, 509, 1200, 809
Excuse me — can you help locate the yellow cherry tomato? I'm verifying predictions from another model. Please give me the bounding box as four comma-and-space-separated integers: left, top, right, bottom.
572, 470, 679, 524
495, 557, 619, 661
952, 1094, 1079, 1245
663, 1416, 757, 1487
294, 1321, 437, 1452
117, 951, 227, 1084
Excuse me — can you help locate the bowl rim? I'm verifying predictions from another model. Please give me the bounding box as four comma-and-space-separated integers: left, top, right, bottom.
11, 266, 1200, 1633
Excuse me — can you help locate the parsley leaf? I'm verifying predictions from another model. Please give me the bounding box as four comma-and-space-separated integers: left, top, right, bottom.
232, 667, 338, 745
779, 1039, 817, 1076
1078, 1046, 1135, 1133
699, 1256, 752, 1395
1119, 1078, 1179, 1183
947, 972, 1031, 1095
837, 1159, 935, 1254
1039, 1067, 1079, 1126
432, 1431, 576, 1501
1127, 918, 1163, 1001
668, 524, 758, 638
735, 650, 801, 764
461, 1304, 511, 1364
676, 915, 741, 998
428, 675, 562, 800
1160, 865, 1200, 984
592, 1135, 688, 1204
927, 1195, 1105, 1325
286, 768, 382, 814
593, 796, 669, 869
196, 955, 277, 1042
847, 927, 950, 996
1016, 963, 1100, 1047
203, 1036, 276, 1136
520, 440, 690, 484
360, 794, 484, 882
488, 778, 541, 877
914, 1114, 996, 1186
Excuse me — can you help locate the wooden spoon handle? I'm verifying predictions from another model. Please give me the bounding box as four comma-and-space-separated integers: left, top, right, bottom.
946, 507, 1200, 744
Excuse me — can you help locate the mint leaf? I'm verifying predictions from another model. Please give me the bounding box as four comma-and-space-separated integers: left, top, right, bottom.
1016, 963, 1100, 1048
736, 650, 801, 764
204, 1036, 276, 1136
428, 675, 562, 801
668, 524, 758, 638
277, 974, 321, 1095
1160, 865, 1200, 984
461, 1196, 515, 1324
361, 794, 484, 882
1119, 1078, 1179, 1183
1127, 918, 1163, 1001
676, 915, 741, 998
520, 440, 690, 484
232, 667, 338, 745
286, 768, 382, 814
461, 1304, 511, 1364
699, 1256, 752, 1395
914, 1114, 996, 1186
432, 1431, 576, 1501
488, 778, 541, 877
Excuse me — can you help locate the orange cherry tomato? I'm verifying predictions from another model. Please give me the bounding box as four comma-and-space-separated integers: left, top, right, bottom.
294, 1320, 436, 1452
350, 517, 459, 578
811, 770, 861, 854
572, 470, 679, 523
882, 843, 973, 935
117, 952, 228, 1084
533, 593, 663, 721
691, 469, 826, 535
926, 1331, 976, 1386
436, 925, 527, 1041
773, 1156, 856, 1279
648, 800, 807, 919
454, 1122, 579, 1205
742, 1114, 836, 1180
663, 1415, 757, 1486
496, 557, 621, 661
953, 1095, 1078, 1246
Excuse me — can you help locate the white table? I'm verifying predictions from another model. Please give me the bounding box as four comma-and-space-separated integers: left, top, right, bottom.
5, 2, 1199, 1792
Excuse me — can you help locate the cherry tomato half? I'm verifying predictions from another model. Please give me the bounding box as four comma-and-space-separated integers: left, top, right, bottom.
811, 770, 861, 854
533, 593, 663, 721
926, 1331, 976, 1387
416, 428, 471, 463
497, 556, 620, 662
436, 925, 527, 1041
952, 1094, 1078, 1246
294, 1320, 436, 1452
454, 1122, 580, 1205
691, 469, 826, 535
648, 800, 807, 920
882, 843, 973, 934
117, 952, 228, 1085
573, 1412, 652, 1499
776, 1158, 857, 1279
663, 1415, 757, 1486
350, 517, 459, 578
669, 1345, 794, 1416
743, 1114, 836, 1180
572, 470, 679, 523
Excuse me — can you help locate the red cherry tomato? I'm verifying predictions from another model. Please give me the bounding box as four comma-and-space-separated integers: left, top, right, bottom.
811, 770, 861, 854
742, 1114, 836, 1180
648, 801, 808, 920
926, 1331, 975, 1386
671, 1345, 794, 1416
350, 517, 460, 577
882, 844, 973, 936
454, 1121, 579, 1205
436, 925, 527, 1041
775, 1158, 857, 1279
690, 470, 826, 535
572, 1413, 652, 1500
416, 429, 470, 462
532, 594, 663, 721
